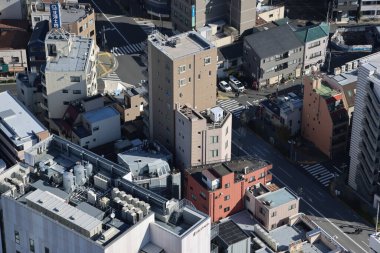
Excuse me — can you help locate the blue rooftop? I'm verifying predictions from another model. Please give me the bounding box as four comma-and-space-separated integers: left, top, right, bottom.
83, 106, 119, 124
256, 188, 298, 209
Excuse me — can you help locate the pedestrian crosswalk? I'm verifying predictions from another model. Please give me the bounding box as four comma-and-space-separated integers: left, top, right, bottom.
299, 163, 335, 187
134, 19, 155, 35
101, 71, 121, 83
217, 99, 246, 118
112, 42, 145, 56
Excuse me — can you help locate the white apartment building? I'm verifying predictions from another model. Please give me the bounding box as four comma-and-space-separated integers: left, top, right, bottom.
175, 105, 232, 169
349, 54, 380, 204
41, 30, 98, 121
72, 106, 121, 149
360, 0, 380, 20
0, 91, 49, 165
0, 135, 211, 253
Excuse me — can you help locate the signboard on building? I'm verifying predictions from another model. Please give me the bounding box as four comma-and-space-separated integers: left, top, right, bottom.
191, 5, 196, 28
50, 3, 62, 29
0, 64, 9, 73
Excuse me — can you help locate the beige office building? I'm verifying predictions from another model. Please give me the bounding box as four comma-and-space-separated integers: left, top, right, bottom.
147, 31, 217, 152
175, 105, 232, 169
171, 0, 256, 35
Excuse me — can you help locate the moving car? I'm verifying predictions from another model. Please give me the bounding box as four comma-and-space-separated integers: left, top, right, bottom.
218, 80, 232, 92
229, 76, 245, 92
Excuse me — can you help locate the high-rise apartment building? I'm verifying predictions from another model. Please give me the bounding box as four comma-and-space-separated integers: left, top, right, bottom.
41, 30, 98, 122
147, 31, 217, 151
171, 0, 256, 35
349, 56, 380, 204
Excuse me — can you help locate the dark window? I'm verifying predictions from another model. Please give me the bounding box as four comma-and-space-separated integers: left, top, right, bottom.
62, 89, 68, 93
224, 207, 230, 212
45, 247, 50, 253
70, 76, 80, 82
224, 195, 230, 201
47, 44, 57, 56
14, 230, 20, 244
30, 238, 35, 252
73, 90, 81, 94
93, 126, 99, 131
90, 30, 95, 37
225, 183, 230, 188
79, 26, 83, 32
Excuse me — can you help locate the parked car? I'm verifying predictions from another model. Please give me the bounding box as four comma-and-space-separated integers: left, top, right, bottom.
218, 80, 232, 92
229, 75, 245, 92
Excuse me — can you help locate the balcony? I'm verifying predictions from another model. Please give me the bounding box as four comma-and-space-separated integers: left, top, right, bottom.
275, 52, 289, 61
361, 130, 377, 155
366, 94, 380, 119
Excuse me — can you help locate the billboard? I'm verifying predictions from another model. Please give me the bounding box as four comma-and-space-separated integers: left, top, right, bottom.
191, 5, 195, 28
50, 3, 62, 29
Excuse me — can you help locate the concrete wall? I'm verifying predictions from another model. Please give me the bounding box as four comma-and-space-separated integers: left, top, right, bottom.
258, 6, 285, 22
303, 37, 328, 74
0, 0, 23, 19
0, 49, 28, 70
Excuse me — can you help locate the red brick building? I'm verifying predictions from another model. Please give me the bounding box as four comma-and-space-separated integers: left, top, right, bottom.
185, 157, 272, 222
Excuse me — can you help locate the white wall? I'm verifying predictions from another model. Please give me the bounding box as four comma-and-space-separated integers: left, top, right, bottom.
303, 37, 328, 73
0, 49, 27, 68
0, 0, 22, 19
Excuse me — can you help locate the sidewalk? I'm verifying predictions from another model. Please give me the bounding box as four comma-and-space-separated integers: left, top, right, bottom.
97, 52, 118, 78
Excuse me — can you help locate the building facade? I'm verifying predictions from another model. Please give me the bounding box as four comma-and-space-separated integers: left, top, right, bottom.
27, 20, 49, 73
148, 31, 217, 152
30, 1, 96, 40
349, 57, 380, 204
360, 0, 380, 21
144, 0, 171, 18
175, 105, 232, 169
41, 30, 98, 122
294, 22, 329, 74
0, 91, 49, 165
243, 25, 304, 89
185, 157, 272, 222
171, 0, 256, 35
302, 74, 350, 159
332, 0, 358, 23
0, 0, 25, 20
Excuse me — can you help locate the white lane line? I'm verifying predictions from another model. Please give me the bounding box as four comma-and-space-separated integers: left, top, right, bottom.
333, 165, 343, 173
304, 164, 322, 171
108, 15, 124, 19
90, 0, 130, 44
318, 173, 334, 182
361, 240, 369, 247
278, 166, 293, 178
246, 101, 252, 106
231, 141, 367, 253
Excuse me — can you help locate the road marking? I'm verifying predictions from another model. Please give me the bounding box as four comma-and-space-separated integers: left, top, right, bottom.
232, 141, 367, 253
246, 101, 252, 106
108, 15, 124, 19
333, 165, 343, 173
90, 0, 130, 44
361, 240, 369, 247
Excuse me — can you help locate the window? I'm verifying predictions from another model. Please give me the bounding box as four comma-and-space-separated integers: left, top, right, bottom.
211, 149, 219, 157
34, 17, 41, 22
189, 64, 191, 69
225, 183, 230, 188
47, 44, 57, 56
89, 19, 94, 25
288, 204, 296, 210
225, 140, 228, 149
79, 26, 83, 32
249, 176, 255, 182
93, 126, 99, 131
271, 211, 277, 217
0, 57, 4, 64
178, 65, 186, 73
179, 78, 186, 86
14, 230, 20, 244
226, 126, 229, 135
200, 191, 206, 200
204, 57, 211, 65
245, 195, 250, 202
191, 194, 197, 200
73, 90, 81, 94
198, 74, 201, 79
21, 89, 24, 95
224, 195, 230, 201
30, 238, 35, 252
62, 89, 68, 93
209, 70, 212, 76
259, 207, 264, 214
219, 205, 222, 209
90, 30, 95, 37
224, 207, 230, 212
11, 57, 19, 63
269, 13, 274, 18
188, 77, 191, 82
70, 76, 80, 82
211, 136, 219, 143
45, 247, 50, 253
63, 101, 69, 105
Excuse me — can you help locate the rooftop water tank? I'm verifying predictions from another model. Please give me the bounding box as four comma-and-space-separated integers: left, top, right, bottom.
84, 162, 93, 176
63, 171, 75, 193
74, 164, 86, 186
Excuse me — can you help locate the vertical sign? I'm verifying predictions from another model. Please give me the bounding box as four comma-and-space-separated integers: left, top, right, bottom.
191, 5, 195, 28
50, 3, 61, 29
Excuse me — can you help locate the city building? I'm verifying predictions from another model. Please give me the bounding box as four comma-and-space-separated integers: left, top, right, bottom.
332, 0, 359, 23
118, 140, 181, 199
243, 24, 304, 90
301, 73, 349, 158
245, 184, 300, 231
260, 92, 303, 136
0, 91, 49, 165
185, 157, 272, 222
27, 20, 49, 73
144, 0, 170, 18
217, 42, 243, 79
293, 22, 330, 74
359, 0, 380, 21
0, 0, 26, 20
171, 0, 256, 35
349, 55, 380, 204
30, 0, 96, 40
16, 71, 44, 120
211, 220, 250, 253
147, 31, 217, 152
302, 73, 350, 159
225, 210, 346, 252
41, 30, 98, 122
0, 20, 30, 74
175, 105, 232, 169
256, 5, 285, 23
0, 135, 211, 253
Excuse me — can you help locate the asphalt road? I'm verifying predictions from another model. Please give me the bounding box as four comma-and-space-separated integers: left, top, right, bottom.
231, 120, 373, 253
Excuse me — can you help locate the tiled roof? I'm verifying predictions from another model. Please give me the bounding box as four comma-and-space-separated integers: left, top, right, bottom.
294, 22, 330, 43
